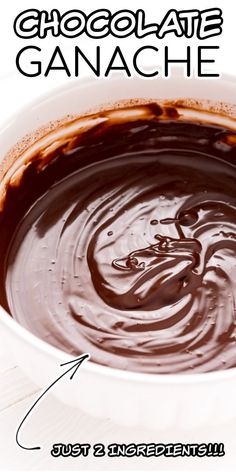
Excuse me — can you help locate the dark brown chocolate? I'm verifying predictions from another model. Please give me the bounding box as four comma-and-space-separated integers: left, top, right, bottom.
1, 103, 236, 373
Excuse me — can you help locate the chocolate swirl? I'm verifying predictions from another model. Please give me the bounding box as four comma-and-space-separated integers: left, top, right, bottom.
1, 103, 236, 373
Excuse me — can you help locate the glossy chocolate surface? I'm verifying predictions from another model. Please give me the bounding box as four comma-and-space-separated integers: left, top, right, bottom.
1, 103, 236, 373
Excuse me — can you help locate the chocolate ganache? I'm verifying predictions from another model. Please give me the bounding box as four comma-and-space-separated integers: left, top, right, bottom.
1, 102, 236, 374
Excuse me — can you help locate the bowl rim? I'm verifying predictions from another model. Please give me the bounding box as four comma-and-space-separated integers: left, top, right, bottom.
1, 69, 236, 386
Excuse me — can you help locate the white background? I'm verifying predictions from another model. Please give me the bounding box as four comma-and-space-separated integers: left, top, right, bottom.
0, 0, 236, 470
0, 0, 235, 125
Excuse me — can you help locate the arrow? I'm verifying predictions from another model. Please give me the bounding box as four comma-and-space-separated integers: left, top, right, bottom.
15, 353, 90, 451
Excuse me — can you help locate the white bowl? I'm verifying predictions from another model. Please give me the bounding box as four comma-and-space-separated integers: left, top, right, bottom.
1, 71, 236, 430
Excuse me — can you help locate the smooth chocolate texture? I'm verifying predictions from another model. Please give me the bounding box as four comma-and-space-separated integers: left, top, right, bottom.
1, 103, 236, 373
